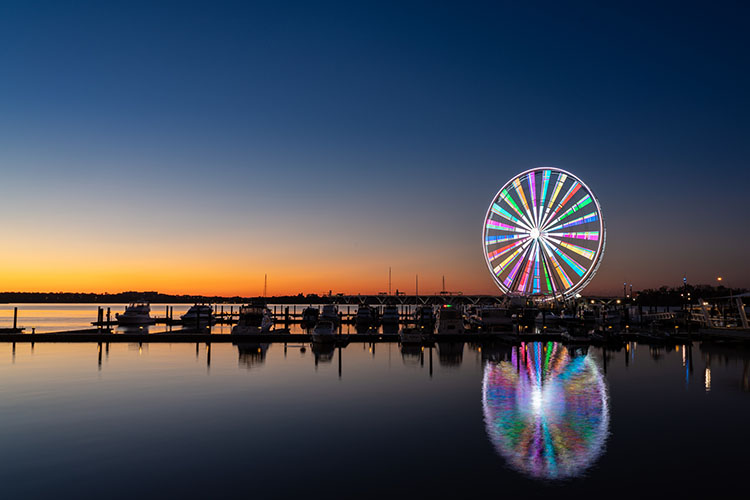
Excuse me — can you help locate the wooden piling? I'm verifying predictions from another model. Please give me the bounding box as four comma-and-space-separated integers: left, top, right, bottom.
13, 307, 17, 330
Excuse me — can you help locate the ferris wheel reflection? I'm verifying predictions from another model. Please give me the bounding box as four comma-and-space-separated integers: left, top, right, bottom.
482, 342, 610, 479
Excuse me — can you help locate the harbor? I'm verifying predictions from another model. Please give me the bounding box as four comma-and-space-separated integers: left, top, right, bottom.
1, 295, 748, 345
2, 2, 748, 497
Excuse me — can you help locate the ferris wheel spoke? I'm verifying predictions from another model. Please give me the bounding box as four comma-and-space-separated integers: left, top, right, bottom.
543, 235, 595, 261
528, 172, 538, 228
485, 219, 527, 233
488, 238, 528, 263
542, 237, 587, 277
492, 201, 533, 231
540, 180, 580, 229
511, 178, 535, 227
498, 188, 533, 229
516, 240, 538, 293
539, 247, 556, 295
485, 233, 528, 246
503, 241, 534, 291
545, 249, 568, 298
540, 173, 567, 229
538, 170, 551, 227
540, 239, 574, 289
545, 231, 600, 241
492, 239, 531, 276
545, 211, 598, 232
542, 194, 592, 231
531, 242, 544, 294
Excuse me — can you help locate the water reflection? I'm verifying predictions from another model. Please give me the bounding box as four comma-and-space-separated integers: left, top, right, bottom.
311, 342, 336, 364
482, 342, 609, 479
699, 343, 750, 392
235, 343, 269, 369
400, 344, 422, 364
437, 342, 463, 367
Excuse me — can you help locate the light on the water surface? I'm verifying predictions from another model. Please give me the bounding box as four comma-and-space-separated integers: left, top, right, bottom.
482, 343, 609, 479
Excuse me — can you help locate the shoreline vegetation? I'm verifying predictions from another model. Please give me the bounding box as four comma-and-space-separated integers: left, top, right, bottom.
0, 285, 746, 306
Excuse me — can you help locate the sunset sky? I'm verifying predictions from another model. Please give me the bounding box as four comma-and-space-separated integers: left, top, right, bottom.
1, 1, 748, 296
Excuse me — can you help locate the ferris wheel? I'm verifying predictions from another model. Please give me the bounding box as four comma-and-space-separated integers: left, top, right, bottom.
482, 167, 605, 299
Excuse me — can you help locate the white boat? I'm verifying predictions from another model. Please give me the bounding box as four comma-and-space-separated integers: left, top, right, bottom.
381, 305, 400, 325
320, 304, 339, 325
311, 321, 337, 342
181, 304, 215, 326
435, 305, 465, 334
399, 324, 425, 344
470, 307, 513, 330
115, 302, 154, 325
231, 304, 274, 335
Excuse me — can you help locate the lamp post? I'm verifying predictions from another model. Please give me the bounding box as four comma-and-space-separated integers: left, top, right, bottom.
683, 276, 687, 312
717, 277, 728, 325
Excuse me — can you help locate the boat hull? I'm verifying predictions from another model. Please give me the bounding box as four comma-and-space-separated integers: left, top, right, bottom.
232, 324, 272, 335
115, 314, 155, 325
311, 333, 337, 343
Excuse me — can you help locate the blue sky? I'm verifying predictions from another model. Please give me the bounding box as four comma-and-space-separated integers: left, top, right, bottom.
1, 1, 748, 294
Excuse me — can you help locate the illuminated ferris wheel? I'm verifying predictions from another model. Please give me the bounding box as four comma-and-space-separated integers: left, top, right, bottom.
482, 167, 605, 299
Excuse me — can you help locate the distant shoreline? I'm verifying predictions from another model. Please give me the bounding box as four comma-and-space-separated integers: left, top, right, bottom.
0, 292, 325, 304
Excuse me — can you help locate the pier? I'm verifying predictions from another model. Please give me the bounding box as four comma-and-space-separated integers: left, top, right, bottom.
2, 294, 748, 345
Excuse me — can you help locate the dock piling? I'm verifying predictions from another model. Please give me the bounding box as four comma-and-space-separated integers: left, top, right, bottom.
13, 307, 17, 330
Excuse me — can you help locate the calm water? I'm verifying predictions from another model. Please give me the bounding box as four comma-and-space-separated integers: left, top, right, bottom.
0, 303, 411, 334
0, 306, 748, 498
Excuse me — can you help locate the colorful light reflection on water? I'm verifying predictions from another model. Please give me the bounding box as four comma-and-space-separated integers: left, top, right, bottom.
482, 342, 609, 479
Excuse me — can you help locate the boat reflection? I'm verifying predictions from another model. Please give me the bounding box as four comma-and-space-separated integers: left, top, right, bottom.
311, 341, 336, 364
118, 324, 151, 335
235, 343, 269, 369
482, 342, 609, 479
400, 343, 422, 365
437, 342, 463, 367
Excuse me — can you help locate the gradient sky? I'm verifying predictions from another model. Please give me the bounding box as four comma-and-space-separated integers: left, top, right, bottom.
1, 0, 748, 296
